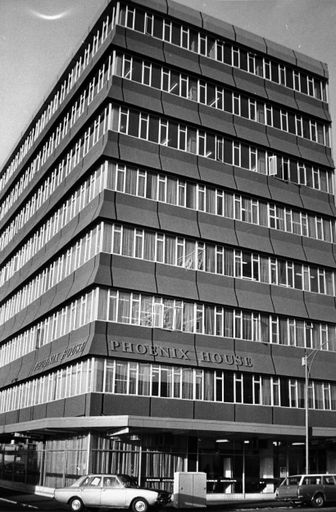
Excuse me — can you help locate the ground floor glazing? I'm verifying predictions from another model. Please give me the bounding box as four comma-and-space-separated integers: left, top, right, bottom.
1, 431, 335, 493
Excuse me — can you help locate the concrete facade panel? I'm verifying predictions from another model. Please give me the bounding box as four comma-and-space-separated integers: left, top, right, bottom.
163, 43, 201, 75
197, 213, 238, 247
85, 393, 103, 417
122, 79, 163, 113
304, 293, 336, 323
167, 0, 202, 27
46, 400, 66, 419
234, 221, 274, 256
118, 134, 161, 170
125, 29, 164, 62
107, 323, 154, 363
111, 255, 158, 294
197, 160, 236, 190
152, 329, 197, 367
302, 238, 335, 268
233, 167, 271, 199
104, 131, 121, 160
195, 334, 235, 370
194, 401, 235, 422
264, 39, 296, 65
94, 253, 113, 288
294, 93, 331, 122
309, 410, 336, 428
233, 69, 268, 99
103, 394, 151, 416
64, 396, 86, 417
235, 404, 272, 425
299, 185, 334, 216
308, 352, 336, 382
234, 339, 275, 374
198, 105, 236, 137
294, 51, 325, 78
235, 280, 274, 314
158, 202, 200, 237
156, 264, 199, 301
264, 81, 298, 110
233, 116, 269, 147
4, 411, 19, 427
0, 365, 11, 388
268, 179, 303, 209
196, 273, 238, 308
32, 404, 48, 421
266, 128, 301, 158
150, 397, 194, 419
269, 229, 306, 261
234, 27, 267, 54
115, 192, 160, 229
199, 56, 235, 88
132, 0, 167, 14
270, 287, 308, 318
161, 92, 200, 125
201, 14, 235, 41
160, 146, 200, 180
297, 138, 332, 168
273, 407, 304, 427
271, 345, 304, 377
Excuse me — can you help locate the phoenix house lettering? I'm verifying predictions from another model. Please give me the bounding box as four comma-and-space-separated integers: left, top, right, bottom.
33, 342, 86, 372
109, 341, 190, 359
109, 341, 253, 367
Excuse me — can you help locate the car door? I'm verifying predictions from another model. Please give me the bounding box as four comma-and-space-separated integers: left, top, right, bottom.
80, 476, 103, 507
322, 475, 336, 502
100, 476, 127, 508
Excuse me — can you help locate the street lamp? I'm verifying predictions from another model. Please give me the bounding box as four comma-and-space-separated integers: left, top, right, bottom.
301, 353, 310, 474
301, 345, 327, 474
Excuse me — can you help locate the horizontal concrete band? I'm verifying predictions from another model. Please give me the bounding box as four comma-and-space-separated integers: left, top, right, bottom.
0, 414, 332, 438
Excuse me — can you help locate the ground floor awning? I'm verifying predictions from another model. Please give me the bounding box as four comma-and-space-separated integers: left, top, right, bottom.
1, 415, 335, 441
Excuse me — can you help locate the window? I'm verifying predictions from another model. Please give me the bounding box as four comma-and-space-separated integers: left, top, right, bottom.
232, 47, 240, 67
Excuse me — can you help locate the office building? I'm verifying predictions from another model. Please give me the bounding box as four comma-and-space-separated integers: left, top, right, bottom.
0, 0, 335, 496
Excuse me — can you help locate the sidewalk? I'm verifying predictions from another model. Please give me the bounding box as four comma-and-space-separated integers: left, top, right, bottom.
6, 492, 280, 511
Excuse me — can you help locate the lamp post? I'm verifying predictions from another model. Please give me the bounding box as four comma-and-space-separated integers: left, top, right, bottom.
302, 354, 309, 474
301, 345, 327, 475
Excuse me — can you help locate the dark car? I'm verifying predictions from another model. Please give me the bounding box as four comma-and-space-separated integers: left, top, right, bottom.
275, 473, 336, 508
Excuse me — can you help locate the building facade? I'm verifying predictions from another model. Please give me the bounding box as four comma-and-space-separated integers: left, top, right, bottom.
0, 0, 335, 496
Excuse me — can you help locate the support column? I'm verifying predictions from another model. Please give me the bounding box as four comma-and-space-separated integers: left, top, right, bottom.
259, 441, 274, 493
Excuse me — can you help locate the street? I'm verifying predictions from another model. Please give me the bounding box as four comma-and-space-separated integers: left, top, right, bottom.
0, 487, 336, 512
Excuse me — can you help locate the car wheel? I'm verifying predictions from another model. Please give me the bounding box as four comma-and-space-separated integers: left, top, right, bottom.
69, 497, 85, 512
131, 498, 149, 512
312, 493, 325, 508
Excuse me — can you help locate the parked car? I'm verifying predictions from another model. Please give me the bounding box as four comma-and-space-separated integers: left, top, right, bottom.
275, 473, 336, 508
54, 474, 171, 512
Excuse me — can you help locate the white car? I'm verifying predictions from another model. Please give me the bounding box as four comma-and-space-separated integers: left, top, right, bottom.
54, 474, 171, 512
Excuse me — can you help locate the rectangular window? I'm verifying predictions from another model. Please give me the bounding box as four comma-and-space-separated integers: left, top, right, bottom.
232, 47, 240, 68
233, 93, 240, 115
279, 65, 286, 85
280, 111, 288, 131
264, 59, 271, 80
249, 100, 256, 121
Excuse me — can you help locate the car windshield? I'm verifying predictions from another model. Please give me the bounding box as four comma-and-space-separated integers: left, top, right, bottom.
118, 475, 139, 488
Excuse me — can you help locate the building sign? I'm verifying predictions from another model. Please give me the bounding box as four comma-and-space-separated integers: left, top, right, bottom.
109, 340, 253, 367
32, 342, 87, 373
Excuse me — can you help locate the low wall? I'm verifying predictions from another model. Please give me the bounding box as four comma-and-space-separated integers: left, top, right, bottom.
0, 479, 55, 497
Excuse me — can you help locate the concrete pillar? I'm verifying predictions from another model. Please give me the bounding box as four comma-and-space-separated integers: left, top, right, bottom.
259, 441, 274, 493
326, 449, 336, 472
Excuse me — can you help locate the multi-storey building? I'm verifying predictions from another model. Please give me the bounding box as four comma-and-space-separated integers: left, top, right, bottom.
0, 0, 335, 497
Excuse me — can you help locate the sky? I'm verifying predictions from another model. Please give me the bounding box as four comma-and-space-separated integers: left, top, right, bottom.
1, 0, 336, 171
